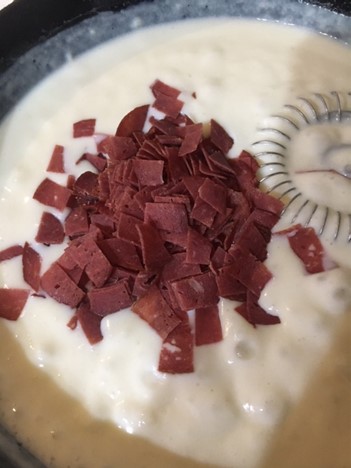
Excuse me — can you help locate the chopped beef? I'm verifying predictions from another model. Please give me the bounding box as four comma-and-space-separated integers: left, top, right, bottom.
276, 224, 333, 274
33, 178, 72, 211
0, 288, 30, 320
22, 242, 41, 291
47, 145, 65, 173
73, 119, 96, 138
8, 80, 291, 374
0, 245, 24, 262
35, 212, 65, 244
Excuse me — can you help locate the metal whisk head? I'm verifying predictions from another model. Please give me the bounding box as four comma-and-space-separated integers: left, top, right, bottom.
252, 91, 351, 243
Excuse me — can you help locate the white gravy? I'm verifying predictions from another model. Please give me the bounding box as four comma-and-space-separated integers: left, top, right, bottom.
0, 18, 350, 468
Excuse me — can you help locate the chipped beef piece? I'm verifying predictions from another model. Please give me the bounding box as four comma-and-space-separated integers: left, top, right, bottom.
99, 136, 137, 161
132, 284, 180, 339
158, 318, 194, 374
171, 271, 219, 311
73, 119, 96, 138
88, 280, 133, 316
236, 291, 280, 327
67, 235, 112, 288
57, 251, 84, 284
136, 222, 171, 272
47, 145, 65, 173
98, 238, 142, 271
115, 104, 149, 137
76, 152, 107, 172
0, 245, 23, 262
277, 224, 331, 274
35, 212, 65, 245
152, 83, 184, 119
41, 263, 84, 307
185, 229, 212, 265
22, 242, 42, 292
64, 207, 89, 238
0, 289, 30, 321
195, 305, 223, 346
33, 178, 72, 211
144, 202, 188, 233
210, 119, 234, 154
76, 300, 103, 345
151, 80, 181, 98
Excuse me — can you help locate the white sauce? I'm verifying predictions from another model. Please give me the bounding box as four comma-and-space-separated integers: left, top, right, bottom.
0, 18, 351, 468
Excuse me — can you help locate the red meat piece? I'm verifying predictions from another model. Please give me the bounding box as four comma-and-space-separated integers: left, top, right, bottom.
132, 284, 181, 339
170, 271, 219, 311
198, 177, 227, 214
284, 225, 328, 274
22, 242, 41, 291
76, 300, 103, 344
210, 119, 234, 154
216, 265, 246, 301
235, 292, 280, 327
158, 318, 194, 374
33, 178, 72, 211
0, 245, 23, 262
98, 238, 142, 271
76, 152, 107, 172
116, 213, 143, 246
160, 252, 201, 282
133, 160, 164, 187
153, 93, 184, 119
178, 123, 203, 157
136, 222, 171, 271
47, 145, 65, 173
250, 188, 284, 216
35, 212, 65, 244
185, 228, 212, 265
88, 280, 132, 316
64, 207, 89, 238
144, 202, 188, 233
73, 119, 96, 138
195, 305, 223, 346
67, 235, 112, 288
99, 136, 137, 161
41, 263, 84, 307
151, 80, 181, 98
115, 104, 149, 137
57, 251, 84, 284
0, 288, 30, 321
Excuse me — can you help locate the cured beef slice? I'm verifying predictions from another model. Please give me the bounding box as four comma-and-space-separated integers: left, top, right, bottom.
0, 245, 23, 262
64, 207, 89, 238
76, 300, 103, 344
73, 119, 96, 138
41, 263, 84, 307
22, 243, 41, 292
171, 271, 219, 311
20, 80, 291, 373
132, 285, 180, 339
158, 318, 194, 374
33, 178, 72, 211
67, 235, 112, 288
278, 224, 330, 274
144, 202, 188, 233
35, 212, 65, 245
47, 145, 65, 173
88, 280, 133, 316
0, 289, 30, 321
195, 305, 223, 346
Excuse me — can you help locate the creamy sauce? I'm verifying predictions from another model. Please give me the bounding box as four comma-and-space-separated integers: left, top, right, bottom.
0, 18, 351, 468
